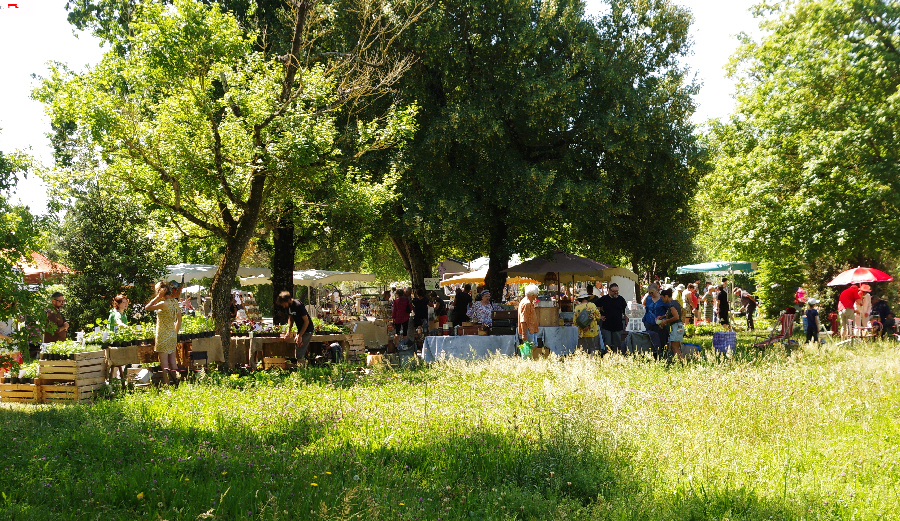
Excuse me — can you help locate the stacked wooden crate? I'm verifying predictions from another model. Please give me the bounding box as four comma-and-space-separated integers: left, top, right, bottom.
0, 382, 42, 403
345, 334, 365, 362
39, 350, 107, 403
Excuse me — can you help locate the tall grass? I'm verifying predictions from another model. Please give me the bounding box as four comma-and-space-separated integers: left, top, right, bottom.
0, 339, 898, 519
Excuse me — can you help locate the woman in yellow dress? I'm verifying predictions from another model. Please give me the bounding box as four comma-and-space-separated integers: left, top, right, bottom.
145, 281, 182, 384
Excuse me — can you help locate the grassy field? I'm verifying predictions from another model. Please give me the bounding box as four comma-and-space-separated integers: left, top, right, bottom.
1, 334, 898, 520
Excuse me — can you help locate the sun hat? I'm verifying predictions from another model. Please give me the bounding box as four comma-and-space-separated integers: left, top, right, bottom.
859, 284, 872, 293
807, 297, 820, 305
478, 290, 491, 299
576, 290, 590, 300
676, 283, 685, 290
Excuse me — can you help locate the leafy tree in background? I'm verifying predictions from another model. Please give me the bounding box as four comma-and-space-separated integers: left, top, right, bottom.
342, 0, 702, 297
51, 183, 168, 333
0, 144, 48, 356
36, 0, 418, 364
695, 0, 900, 295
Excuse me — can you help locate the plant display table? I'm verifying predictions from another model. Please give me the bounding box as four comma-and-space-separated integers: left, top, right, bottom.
422, 335, 517, 362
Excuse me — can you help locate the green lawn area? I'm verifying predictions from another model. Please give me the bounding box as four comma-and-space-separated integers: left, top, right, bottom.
1, 335, 898, 520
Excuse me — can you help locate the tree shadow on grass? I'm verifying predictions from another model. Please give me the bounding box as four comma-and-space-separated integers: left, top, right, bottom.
0, 399, 824, 520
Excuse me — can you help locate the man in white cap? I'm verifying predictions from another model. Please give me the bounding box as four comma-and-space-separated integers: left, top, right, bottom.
804, 297, 821, 344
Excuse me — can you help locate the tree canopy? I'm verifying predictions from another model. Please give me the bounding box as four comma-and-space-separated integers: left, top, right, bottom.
36, 0, 418, 362
350, 0, 703, 295
696, 0, 900, 271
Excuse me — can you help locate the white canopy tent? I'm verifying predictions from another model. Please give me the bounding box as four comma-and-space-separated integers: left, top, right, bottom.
166, 263, 271, 282
239, 269, 376, 287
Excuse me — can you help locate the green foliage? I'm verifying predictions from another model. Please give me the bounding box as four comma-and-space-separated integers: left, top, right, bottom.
51, 184, 167, 333
696, 0, 900, 272
754, 257, 806, 318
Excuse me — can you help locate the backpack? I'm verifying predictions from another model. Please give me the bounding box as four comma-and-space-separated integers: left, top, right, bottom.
576, 307, 592, 328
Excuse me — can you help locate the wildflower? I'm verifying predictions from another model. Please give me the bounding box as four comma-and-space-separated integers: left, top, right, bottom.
311, 483, 318, 487
137, 492, 144, 499
325, 471, 331, 475
222, 472, 227, 475
399, 502, 405, 506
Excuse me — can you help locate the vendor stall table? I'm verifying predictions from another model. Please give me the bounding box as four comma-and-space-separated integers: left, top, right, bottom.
422, 335, 517, 362
537, 326, 579, 356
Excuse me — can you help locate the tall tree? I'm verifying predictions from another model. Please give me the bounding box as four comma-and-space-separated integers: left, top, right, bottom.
345, 0, 702, 297
696, 0, 900, 275
37, 0, 417, 364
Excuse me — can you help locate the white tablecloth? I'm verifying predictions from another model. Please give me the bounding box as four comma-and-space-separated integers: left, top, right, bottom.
422, 335, 518, 362
538, 326, 579, 356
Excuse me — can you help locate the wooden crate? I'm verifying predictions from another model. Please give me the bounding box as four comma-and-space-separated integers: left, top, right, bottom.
39, 377, 105, 403
0, 382, 42, 404
345, 334, 365, 360
38, 350, 107, 382
263, 357, 290, 370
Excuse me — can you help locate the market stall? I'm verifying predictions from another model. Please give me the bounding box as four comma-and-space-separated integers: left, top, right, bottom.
422, 334, 518, 362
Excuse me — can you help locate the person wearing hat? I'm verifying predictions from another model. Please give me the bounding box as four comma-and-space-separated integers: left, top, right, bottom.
145, 280, 183, 384
469, 289, 501, 327
804, 297, 821, 344
574, 290, 602, 354
597, 283, 628, 354
838, 284, 864, 338
855, 284, 873, 330
742, 290, 757, 331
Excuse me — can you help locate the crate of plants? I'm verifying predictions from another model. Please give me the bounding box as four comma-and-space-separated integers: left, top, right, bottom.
0, 361, 42, 404
263, 356, 291, 370
39, 340, 107, 383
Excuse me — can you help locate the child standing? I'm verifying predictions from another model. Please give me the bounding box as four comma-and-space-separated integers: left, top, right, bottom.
805, 298, 821, 344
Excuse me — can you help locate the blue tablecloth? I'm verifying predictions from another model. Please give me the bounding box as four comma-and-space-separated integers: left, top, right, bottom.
422, 335, 518, 362
538, 326, 579, 356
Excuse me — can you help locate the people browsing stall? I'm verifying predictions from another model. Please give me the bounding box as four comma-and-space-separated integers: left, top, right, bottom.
145, 281, 183, 385
805, 298, 821, 344
411, 288, 430, 332
574, 291, 602, 354
518, 284, 540, 344
430, 291, 448, 329
642, 283, 666, 342
108, 294, 130, 331
838, 284, 864, 338
597, 283, 628, 354
44, 292, 69, 343
391, 288, 413, 339
451, 284, 473, 327
658, 288, 684, 358
469, 290, 502, 327
276, 291, 313, 361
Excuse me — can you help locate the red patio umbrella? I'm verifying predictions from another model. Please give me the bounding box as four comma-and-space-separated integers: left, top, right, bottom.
826, 267, 893, 287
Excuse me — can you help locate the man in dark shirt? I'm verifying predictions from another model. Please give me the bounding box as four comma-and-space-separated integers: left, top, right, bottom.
44, 292, 68, 343
717, 283, 731, 330
451, 284, 473, 327
597, 283, 628, 354
871, 295, 894, 339
277, 291, 313, 361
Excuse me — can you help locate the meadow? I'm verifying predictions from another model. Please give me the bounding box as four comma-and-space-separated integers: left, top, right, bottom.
0, 334, 898, 520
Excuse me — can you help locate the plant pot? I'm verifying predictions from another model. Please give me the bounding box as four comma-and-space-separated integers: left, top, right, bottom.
20, 378, 33, 384
8, 377, 19, 384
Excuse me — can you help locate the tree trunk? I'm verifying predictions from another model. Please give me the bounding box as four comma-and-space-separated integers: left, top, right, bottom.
484, 220, 509, 301
271, 205, 294, 325
210, 174, 268, 369
390, 235, 433, 292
